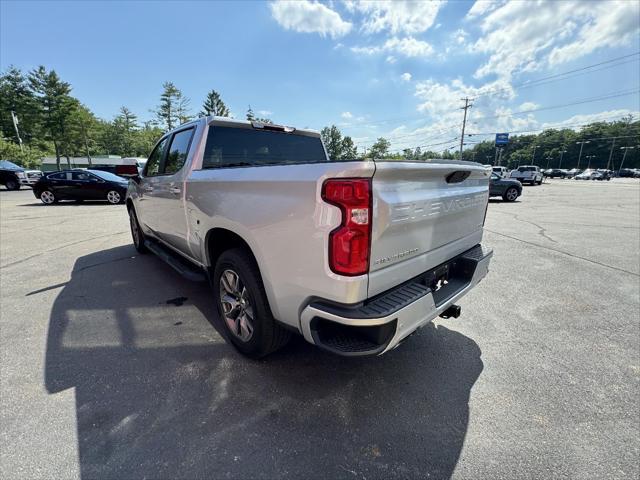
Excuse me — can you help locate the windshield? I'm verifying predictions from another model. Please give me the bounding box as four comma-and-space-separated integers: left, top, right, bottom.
202, 126, 327, 168
0, 160, 22, 170
88, 169, 127, 182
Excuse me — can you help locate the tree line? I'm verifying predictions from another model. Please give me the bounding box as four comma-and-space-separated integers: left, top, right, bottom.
0, 66, 273, 169
1, 65, 638, 170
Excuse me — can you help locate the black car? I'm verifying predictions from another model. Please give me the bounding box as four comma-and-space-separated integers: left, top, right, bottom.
545, 169, 568, 179
489, 173, 522, 202
33, 169, 129, 205
0, 160, 25, 190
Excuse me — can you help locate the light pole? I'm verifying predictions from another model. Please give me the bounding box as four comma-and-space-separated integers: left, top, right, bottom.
558, 149, 567, 169
530, 145, 540, 166
619, 146, 636, 171
545, 156, 552, 169
576, 140, 590, 169
585, 155, 596, 169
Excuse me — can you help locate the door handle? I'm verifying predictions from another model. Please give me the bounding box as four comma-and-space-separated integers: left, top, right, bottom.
170, 187, 181, 195
143, 186, 154, 193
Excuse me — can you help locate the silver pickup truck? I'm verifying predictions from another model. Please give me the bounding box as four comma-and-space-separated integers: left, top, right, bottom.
127, 117, 493, 357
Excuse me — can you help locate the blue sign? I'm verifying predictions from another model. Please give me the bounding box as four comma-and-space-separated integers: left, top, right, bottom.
495, 133, 509, 145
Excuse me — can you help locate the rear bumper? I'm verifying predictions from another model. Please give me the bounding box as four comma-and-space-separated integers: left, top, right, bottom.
300, 244, 492, 356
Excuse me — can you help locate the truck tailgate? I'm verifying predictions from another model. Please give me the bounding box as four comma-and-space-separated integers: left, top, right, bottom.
368, 161, 490, 297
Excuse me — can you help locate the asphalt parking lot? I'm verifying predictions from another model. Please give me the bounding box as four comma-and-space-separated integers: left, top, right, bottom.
1, 179, 639, 479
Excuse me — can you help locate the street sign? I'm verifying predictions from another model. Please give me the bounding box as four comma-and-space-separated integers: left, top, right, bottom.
495, 133, 509, 145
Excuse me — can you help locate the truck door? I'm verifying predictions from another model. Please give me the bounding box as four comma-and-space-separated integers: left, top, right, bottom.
151, 127, 196, 254
137, 135, 170, 233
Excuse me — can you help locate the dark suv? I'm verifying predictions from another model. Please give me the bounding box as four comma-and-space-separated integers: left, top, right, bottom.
0, 160, 25, 190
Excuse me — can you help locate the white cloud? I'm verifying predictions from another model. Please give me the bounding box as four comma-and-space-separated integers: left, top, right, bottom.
453, 29, 468, 45
465, 0, 505, 19
401, 72, 412, 82
257, 110, 273, 116
352, 36, 433, 58
470, 0, 640, 79
341, 111, 353, 119
541, 109, 639, 130
519, 102, 538, 112
385, 55, 397, 64
347, 0, 445, 35
270, 0, 352, 38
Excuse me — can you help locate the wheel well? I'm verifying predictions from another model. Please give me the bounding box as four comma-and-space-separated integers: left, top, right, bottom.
126, 198, 134, 211
206, 228, 257, 270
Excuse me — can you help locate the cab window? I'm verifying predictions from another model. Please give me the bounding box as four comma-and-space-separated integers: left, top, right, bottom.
72, 171, 93, 181
145, 136, 169, 176
163, 128, 195, 175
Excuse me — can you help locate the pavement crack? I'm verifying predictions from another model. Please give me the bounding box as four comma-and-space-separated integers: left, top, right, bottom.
485, 229, 639, 277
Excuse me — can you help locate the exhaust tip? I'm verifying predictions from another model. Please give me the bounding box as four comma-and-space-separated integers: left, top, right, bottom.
439, 304, 461, 319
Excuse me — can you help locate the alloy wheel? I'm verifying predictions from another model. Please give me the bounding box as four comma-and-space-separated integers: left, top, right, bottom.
219, 269, 255, 342
107, 190, 121, 204
40, 190, 55, 204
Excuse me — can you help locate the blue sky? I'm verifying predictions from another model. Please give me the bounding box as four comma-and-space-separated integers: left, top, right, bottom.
1, 0, 639, 152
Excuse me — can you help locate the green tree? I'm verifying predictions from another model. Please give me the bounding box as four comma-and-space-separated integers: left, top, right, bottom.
341, 136, 357, 159
0, 66, 39, 145
321, 125, 343, 159
28, 66, 76, 168
154, 82, 191, 130
200, 89, 230, 117
246, 105, 255, 121
369, 137, 390, 159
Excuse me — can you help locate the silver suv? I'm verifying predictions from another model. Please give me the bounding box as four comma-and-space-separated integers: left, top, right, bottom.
127, 117, 493, 357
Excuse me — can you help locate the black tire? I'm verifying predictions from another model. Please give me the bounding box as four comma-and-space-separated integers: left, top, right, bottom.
39, 189, 57, 205
213, 248, 290, 358
128, 207, 148, 254
503, 187, 519, 202
5, 178, 20, 190
537, 178, 542, 185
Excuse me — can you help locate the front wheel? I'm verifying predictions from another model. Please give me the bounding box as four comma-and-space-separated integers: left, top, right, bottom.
106, 190, 122, 204
214, 248, 290, 358
128, 207, 148, 254
5, 179, 20, 190
503, 187, 519, 202
40, 189, 57, 204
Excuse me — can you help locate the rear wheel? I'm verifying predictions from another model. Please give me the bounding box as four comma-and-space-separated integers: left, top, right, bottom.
106, 190, 122, 204
40, 189, 56, 205
214, 248, 290, 358
503, 187, 519, 202
128, 207, 148, 254
5, 179, 20, 190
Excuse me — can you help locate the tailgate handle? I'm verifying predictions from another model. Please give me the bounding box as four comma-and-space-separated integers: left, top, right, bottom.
446, 171, 471, 183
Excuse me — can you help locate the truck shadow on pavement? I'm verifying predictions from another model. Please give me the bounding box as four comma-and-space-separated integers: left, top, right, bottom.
44, 245, 483, 480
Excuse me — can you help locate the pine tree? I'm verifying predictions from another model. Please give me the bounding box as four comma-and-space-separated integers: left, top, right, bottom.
246, 105, 255, 121
154, 82, 191, 130
341, 136, 357, 159
200, 89, 230, 117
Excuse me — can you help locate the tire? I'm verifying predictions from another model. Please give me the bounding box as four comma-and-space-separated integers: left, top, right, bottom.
106, 190, 122, 204
40, 189, 57, 205
5, 179, 20, 191
537, 178, 543, 185
128, 207, 148, 254
503, 187, 519, 202
213, 248, 290, 358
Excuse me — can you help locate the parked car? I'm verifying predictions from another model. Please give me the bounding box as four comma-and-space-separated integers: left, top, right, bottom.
595, 169, 613, 180
21, 169, 43, 186
32, 169, 128, 204
492, 166, 508, 177
565, 168, 583, 178
545, 169, 569, 179
574, 169, 609, 180
510, 165, 543, 185
127, 117, 493, 358
617, 168, 637, 178
489, 173, 522, 202
0, 160, 26, 190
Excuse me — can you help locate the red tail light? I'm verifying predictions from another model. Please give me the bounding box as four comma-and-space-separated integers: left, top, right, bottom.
116, 165, 138, 176
322, 178, 372, 276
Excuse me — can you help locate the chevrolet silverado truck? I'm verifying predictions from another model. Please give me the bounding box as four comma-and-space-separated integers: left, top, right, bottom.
126, 117, 493, 358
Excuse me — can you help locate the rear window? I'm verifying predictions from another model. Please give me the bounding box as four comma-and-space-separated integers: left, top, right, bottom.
202, 126, 327, 169
518, 166, 536, 172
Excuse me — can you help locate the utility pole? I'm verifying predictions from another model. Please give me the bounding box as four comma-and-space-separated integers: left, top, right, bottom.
558, 149, 567, 169
531, 145, 540, 165
606, 138, 616, 170
576, 140, 590, 169
545, 156, 552, 169
10, 111, 24, 153
619, 146, 636, 171
459, 97, 473, 160
585, 155, 596, 169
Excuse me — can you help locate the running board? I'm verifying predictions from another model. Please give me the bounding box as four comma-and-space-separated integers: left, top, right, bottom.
144, 240, 207, 282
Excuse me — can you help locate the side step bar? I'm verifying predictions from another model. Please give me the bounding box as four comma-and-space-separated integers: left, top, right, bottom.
144, 240, 207, 282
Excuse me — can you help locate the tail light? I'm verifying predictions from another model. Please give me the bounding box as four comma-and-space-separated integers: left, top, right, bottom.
322, 178, 372, 276
116, 165, 138, 176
